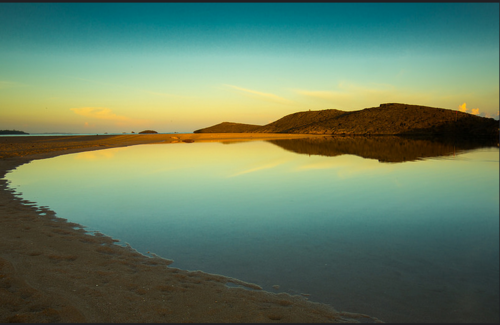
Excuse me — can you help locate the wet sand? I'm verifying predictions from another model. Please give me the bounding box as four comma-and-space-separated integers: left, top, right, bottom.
0, 134, 383, 323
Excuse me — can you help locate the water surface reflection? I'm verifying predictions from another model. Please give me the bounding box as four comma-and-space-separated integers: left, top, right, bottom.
268, 135, 498, 162
6, 137, 499, 323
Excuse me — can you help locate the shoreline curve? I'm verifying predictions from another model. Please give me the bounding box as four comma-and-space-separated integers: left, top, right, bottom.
0, 134, 383, 323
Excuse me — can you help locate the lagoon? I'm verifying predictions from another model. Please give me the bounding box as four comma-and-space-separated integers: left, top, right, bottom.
6, 137, 499, 322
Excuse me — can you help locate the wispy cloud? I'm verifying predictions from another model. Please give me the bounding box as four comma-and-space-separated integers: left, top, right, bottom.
471, 108, 480, 115
71, 107, 132, 122
294, 89, 350, 101
225, 84, 293, 105
0, 80, 25, 89
74, 77, 179, 99
74, 77, 118, 88
294, 82, 495, 115
293, 82, 403, 110
144, 90, 179, 98
486, 110, 500, 118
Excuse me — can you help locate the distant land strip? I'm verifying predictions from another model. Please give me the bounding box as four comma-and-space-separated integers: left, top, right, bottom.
0, 130, 29, 135
194, 103, 499, 139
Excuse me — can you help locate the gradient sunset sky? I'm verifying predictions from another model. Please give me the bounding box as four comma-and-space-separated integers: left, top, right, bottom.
1, 3, 498, 133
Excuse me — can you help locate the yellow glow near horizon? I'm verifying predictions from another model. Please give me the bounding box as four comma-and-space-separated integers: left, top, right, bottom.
1, 3, 498, 134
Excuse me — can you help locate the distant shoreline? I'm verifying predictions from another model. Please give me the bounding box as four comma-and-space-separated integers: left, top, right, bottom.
0, 130, 29, 135
0, 132, 188, 137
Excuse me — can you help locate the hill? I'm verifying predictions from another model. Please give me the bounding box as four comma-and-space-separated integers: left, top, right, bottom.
0, 130, 28, 135
282, 103, 498, 138
194, 103, 499, 139
254, 109, 345, 133
194, 122, 261, 133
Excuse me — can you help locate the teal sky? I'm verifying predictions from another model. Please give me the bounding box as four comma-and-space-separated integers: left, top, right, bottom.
1, 3, 498, 133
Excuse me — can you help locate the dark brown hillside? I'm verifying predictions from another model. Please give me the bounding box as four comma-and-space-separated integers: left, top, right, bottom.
289, 103, 499, 138
252, 109, 346, 133
267, 136, 498, 163
193, 103, 499, 140
194, 122, 261, 133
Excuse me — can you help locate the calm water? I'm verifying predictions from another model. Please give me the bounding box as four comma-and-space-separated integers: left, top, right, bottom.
6, 137, 499, 323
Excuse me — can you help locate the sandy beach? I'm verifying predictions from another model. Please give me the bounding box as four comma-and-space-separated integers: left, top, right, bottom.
0, 134, 383, 323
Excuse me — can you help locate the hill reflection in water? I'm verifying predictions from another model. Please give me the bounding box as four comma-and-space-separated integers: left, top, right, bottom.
267, 136, 498, 163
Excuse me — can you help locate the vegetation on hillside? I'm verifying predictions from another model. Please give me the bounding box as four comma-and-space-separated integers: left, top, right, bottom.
194, 122, 261, 133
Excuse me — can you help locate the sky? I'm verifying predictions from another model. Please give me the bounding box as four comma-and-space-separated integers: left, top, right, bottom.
0, 3, 498, 133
